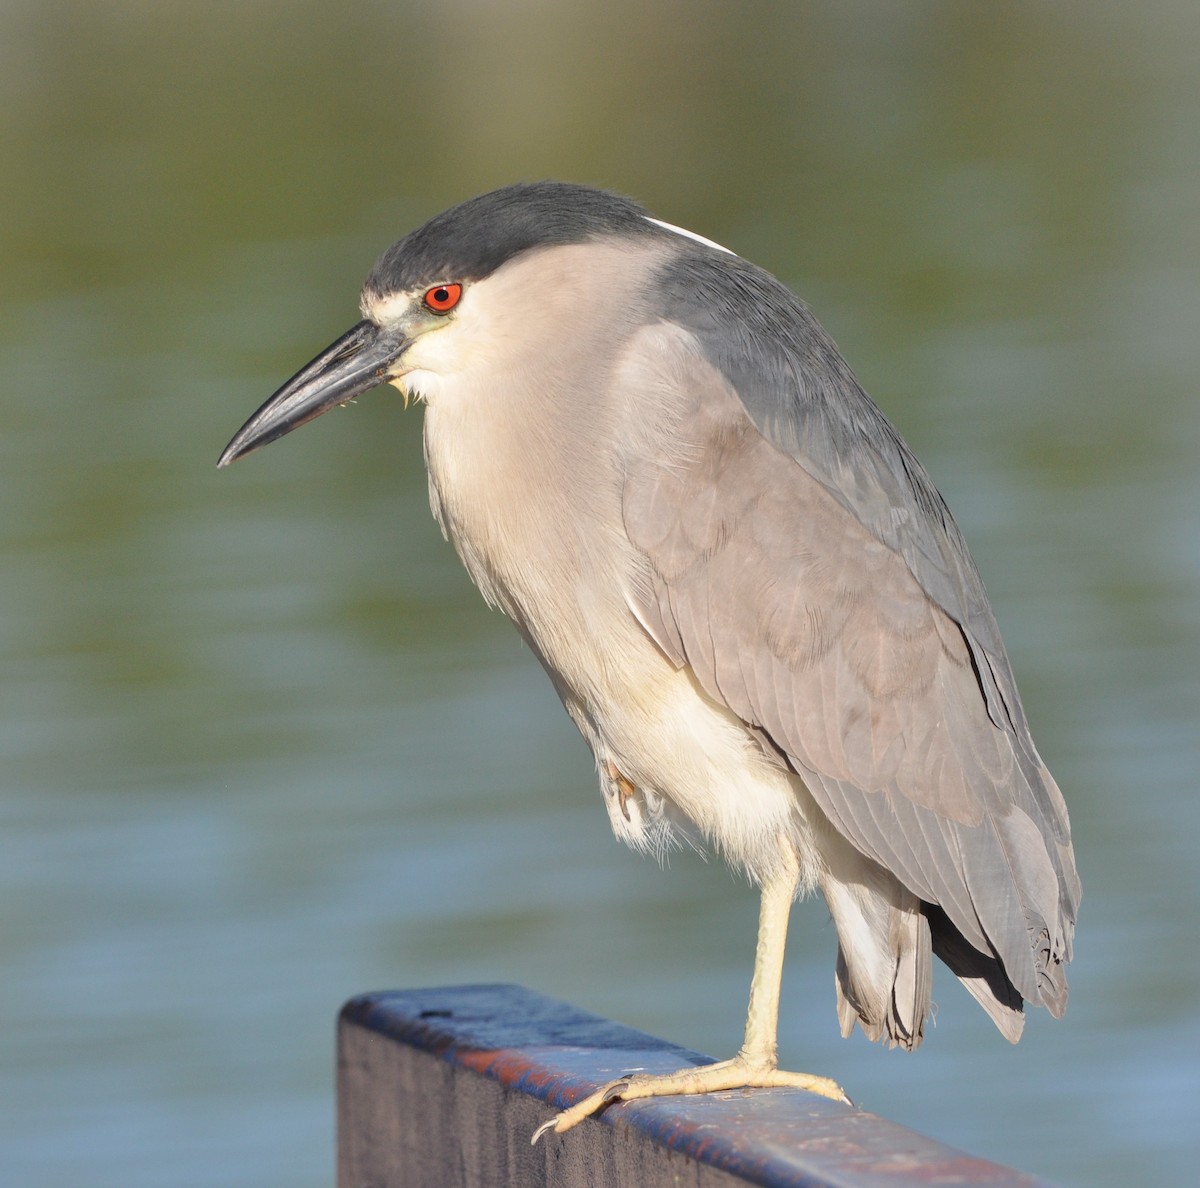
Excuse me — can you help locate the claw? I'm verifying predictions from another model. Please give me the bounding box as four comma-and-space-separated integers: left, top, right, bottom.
532, 1077, 632, 1143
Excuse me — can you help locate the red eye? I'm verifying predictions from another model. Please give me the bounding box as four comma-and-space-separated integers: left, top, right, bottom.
423, 283, 462, 313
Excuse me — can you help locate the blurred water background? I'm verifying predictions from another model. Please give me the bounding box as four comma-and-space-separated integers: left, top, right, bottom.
2, 2, 1198, 1185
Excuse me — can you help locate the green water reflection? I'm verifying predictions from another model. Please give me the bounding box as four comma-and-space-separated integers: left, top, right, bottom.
2, 3, 1198, 1185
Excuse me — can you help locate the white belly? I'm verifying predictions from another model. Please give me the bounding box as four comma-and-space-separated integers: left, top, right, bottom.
543, 604, 826, 891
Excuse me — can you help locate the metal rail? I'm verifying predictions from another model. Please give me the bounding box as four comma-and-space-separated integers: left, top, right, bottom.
337, 984, 1046, 1187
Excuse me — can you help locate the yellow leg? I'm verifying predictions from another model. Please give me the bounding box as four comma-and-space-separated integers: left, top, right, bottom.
533, 841, 849, 1142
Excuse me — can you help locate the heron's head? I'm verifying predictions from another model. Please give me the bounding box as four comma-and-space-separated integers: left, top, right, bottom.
219, 182, 734, 467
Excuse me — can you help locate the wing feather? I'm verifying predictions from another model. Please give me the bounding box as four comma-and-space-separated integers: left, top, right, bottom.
621, 325, 1077, 1012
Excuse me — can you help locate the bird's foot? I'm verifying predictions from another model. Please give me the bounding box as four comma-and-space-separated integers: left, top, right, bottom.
532, 1054, 849, 1141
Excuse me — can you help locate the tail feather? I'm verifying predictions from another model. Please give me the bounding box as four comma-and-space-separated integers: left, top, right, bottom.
823, 866, 932, 1051
926, 903, 1025, 1042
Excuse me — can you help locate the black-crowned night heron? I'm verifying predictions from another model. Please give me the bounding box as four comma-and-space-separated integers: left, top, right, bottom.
220, 181, 1080, 1137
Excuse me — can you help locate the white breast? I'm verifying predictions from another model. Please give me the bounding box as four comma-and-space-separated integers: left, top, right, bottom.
415, 245, 820, 889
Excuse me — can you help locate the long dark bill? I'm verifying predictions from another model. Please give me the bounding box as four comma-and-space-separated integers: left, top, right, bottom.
218, 320, 408, 467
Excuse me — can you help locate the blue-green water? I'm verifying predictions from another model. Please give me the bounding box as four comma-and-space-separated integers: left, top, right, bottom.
2, 3, 1198, 1184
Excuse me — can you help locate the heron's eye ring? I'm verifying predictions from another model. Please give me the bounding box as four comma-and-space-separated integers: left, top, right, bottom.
424, 283, 463, 313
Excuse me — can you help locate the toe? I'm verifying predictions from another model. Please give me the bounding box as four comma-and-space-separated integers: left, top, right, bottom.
531, 1077, 632, 1142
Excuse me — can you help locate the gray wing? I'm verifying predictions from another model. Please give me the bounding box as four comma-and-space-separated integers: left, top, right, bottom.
622, 291, 1079, 1012
656, 252, 1038, 751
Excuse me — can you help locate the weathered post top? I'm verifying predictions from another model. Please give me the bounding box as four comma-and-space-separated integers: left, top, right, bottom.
337, 984, 1048, 1188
